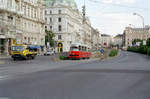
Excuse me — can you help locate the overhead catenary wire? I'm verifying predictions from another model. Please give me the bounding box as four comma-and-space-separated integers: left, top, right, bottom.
88, 0, 150, 11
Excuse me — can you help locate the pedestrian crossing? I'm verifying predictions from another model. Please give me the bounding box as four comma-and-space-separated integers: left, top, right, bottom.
0, 68, 10, 81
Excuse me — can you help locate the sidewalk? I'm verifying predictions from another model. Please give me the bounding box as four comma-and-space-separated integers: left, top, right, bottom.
0, 55, 11, 60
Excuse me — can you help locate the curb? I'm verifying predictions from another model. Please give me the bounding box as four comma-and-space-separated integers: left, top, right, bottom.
0, 56, 11, 60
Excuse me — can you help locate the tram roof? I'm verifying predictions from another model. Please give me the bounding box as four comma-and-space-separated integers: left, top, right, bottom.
71, 43, 90, 48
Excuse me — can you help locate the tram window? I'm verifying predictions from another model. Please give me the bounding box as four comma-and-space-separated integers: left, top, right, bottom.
82, 47, 84, 51
70, 47, 79, 51
85, 47, 87, 51
79, 46, 82, 51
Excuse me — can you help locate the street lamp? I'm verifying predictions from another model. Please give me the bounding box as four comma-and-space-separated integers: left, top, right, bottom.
133, 13, 146, 42
133, 13, 145, 29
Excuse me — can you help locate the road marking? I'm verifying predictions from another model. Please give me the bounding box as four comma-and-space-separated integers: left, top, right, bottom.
0, 76, 9, 80
0, 97, 10, 99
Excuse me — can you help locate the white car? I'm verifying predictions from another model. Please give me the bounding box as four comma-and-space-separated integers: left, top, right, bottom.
44, 50, 54, 56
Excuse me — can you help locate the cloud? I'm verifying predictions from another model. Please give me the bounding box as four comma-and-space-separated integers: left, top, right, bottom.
102, 0, 136, 4
89, 12, 141, 36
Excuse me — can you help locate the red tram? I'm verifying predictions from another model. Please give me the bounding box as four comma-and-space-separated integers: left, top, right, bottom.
69, 43, 91, 59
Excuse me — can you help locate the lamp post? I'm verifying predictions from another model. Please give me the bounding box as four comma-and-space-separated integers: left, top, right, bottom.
133, 13, 145, 29
133, 13, 145, 40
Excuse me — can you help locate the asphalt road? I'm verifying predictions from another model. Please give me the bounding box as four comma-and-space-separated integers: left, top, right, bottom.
0, 51, 150, 99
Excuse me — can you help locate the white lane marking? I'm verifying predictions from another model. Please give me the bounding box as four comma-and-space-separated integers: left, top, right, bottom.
0, 76, 9, 80
0, 97, 10, 99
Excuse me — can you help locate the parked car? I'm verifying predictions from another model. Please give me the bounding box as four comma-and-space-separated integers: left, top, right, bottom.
44, 50, 54, 56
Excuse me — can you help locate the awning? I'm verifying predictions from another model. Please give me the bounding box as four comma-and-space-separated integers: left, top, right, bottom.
28, 45, 41, 49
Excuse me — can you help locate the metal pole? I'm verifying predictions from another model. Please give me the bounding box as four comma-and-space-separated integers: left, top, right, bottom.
133, 13, 145, 39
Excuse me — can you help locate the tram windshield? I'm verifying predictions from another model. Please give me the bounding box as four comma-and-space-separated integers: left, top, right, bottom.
70, 47, 79, 51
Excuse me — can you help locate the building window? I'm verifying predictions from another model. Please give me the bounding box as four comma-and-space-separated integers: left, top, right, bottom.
50, 18, 52, 23
58, 10, 61, 14
58, 17, 61, 22
58, 25, 62, 31
24, 5, 26, 16
50, 26, 52, 30
45, 18, 47, 23
50, 10, 52, 14
28, 37, 30, 43
58, 35, 62, 40
45, 26, 47, 30
45, 10, 47, 14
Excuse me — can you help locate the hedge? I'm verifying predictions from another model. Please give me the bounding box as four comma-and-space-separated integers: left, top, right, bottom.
127, 46, 150, 56
59, 56, 68, 60
109, 49, 118, 57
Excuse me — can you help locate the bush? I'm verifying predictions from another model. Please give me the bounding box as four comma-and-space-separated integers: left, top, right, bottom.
128, 38, 150, 56
109, 49, 118, 57
59, 56, 68, 60
147, 47, 150, 56
127, 46, 150, 56
127, 46, 139, 52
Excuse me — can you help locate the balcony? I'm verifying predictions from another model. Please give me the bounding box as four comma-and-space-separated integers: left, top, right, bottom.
0, 0, 23, 15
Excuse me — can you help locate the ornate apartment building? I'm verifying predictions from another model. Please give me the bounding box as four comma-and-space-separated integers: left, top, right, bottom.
0, 0, 45, 55
123, 26, 150, 47
45, 0, 92, 52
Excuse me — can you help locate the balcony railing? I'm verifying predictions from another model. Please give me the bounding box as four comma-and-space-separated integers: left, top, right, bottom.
0, 0, 23, 15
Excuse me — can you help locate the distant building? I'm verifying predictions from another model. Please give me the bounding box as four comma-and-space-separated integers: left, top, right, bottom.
113, 34, 123, 48
0, 0, 45, 55
101, 34, 112, 47
45, 0, 92, 52
123, 26, 150, 47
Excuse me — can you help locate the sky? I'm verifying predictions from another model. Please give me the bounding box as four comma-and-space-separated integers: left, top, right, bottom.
75, 0, 150, 36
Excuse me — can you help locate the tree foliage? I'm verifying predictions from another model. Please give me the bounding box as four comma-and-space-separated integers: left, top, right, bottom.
45, 30, 55, 47
146, 38, 150, 46
132, 39, 143, 45
128, 38, 150, 56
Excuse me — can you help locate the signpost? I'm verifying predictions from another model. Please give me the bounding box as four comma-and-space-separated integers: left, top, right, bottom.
100, 49, 104, 60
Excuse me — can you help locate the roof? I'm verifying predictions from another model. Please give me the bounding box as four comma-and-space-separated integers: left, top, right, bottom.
101, 34, 111, 37
45, 0, 78, 10
114, 34, 123, 38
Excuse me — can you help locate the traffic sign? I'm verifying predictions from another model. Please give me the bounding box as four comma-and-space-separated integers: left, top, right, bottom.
100, 49, 104, 54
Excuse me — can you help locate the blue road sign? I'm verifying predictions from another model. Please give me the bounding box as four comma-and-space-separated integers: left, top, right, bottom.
100, 49, 104, 53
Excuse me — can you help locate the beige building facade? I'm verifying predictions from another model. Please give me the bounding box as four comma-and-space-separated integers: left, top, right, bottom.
101, 34, 113, 47
0, 0, 45, 55
113, 34, 123, 48
91, 28, 101, 50
123, 26, 150, 47
45, 0, 92, 52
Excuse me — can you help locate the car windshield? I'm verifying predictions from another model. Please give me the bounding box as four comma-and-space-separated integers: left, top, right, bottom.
12, 46, 24, 51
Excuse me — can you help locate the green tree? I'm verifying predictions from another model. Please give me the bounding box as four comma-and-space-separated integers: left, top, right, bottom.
45, 30, 55, 47
146, 38, 150, 46
132, 39, 143, 45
